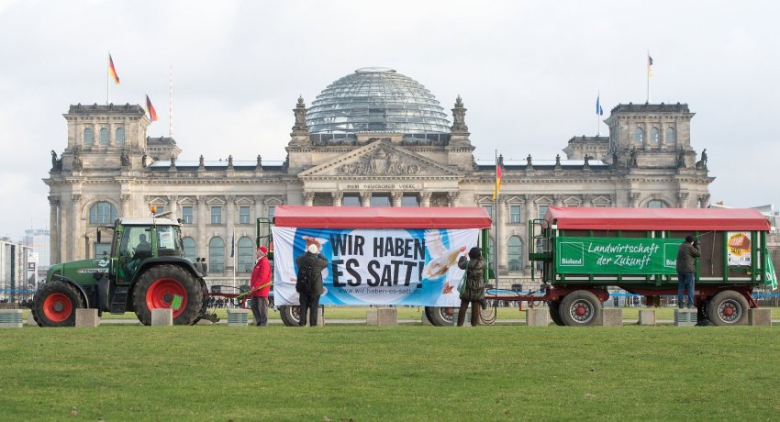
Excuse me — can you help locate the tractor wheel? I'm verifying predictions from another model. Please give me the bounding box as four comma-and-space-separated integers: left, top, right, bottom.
133, 264, 202, 326
707, 290, 749, 326
279, 305, 301, 326
548, 301, 565, 326
559, 290, 602, 326
32, 281, 85, 327
425, 306, 457, 326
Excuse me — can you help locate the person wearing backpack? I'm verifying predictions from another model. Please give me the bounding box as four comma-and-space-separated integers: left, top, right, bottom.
295, 243, 329, 326
456, 247, 486, 327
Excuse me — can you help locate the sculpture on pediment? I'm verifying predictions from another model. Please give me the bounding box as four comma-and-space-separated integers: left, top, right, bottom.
199, 155, 205, 168
121, 149, 131, 168
629, 147, 638, 168
72, 148, 83, 171
677, 150, 686, 168
227, 155, 234, 169
51, 150, 62, 171
338, 146, 421, 176
451, 95, 469, 132
292, 96, 309, 132
695, 149, 708, 170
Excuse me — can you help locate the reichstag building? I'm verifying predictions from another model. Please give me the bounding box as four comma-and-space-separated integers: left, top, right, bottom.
45, 67, 712, 287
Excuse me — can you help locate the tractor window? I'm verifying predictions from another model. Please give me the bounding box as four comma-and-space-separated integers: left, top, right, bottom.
156, 226, 181, 256
121, 227, 152, 258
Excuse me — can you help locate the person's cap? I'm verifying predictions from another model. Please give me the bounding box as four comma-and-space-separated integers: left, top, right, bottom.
257, 246, 268, 255
307, 244, 318, 254
685, 235, 694, 243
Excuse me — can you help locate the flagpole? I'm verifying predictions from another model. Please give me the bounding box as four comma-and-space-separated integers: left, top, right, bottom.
106, 52, 110, 105
494, 149, 500, 291
596, 91, 600, 136
646, 50, 650, 103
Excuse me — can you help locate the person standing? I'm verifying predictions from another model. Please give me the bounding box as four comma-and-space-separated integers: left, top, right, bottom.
201, 258, 208, 274
295, 243, 329, 327
456, 247, 486, 327
676, 235, 701, 309
249, 247, 272, 326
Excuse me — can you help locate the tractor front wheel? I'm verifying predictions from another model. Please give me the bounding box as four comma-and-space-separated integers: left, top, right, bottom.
559, 290, 602, 326
707, 290, 749, 326
32, 281, 85, 327
133, 265, 202, 325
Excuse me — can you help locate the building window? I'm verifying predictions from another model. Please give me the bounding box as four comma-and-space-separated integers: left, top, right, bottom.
267, 205, 276, 220
650, 127, 659, 144
509, 205, 522, 223
182, 206, 193, 224
89, 201, 117, 224
153, 205, 165, 215
100, 127, 109, 145
370, 194, 391, 207
402, 194, 419, 207
666, 126, 676, 144
239, 206, 251, 224
84, 127, 94, 145
208, 237, 225, 273
116, 127, 125, 145
237, 237, 254, 273
647, 200, 666, 208
634, 127, 644, 143
342, 195, 360, 207
210, 206, 222, 224
183, 237, 196, 262
483, 205, 493, 219
538, 205, 549, 219
94, 243, 111, 258
508, 236, 523, 271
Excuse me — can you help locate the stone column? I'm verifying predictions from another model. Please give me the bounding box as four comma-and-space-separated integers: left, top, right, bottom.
391, 192, 403, 207
360, 192, 371, 207
303, 192, 315, 206
698, 194, 710, 209
447, 192, 459, 207
225, 196, 235, 274
332, 192, 343, 207
69, 194, 82, 261
254, 196, 265, 221
48, 196, 60, 264
629, 192, 640, 208
120, 194, 132, 218
197, 196, 207, 260
553, 195, 563, 207
168, 196, 179, 218
420, 192, 432, 207
582, 194, 593, 208
677, 192, 689, 208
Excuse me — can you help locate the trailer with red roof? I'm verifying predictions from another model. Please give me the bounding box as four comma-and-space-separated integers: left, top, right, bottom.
522, 206, 775, 326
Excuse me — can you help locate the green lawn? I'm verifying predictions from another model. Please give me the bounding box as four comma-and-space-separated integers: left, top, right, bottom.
1, 323, 779, 421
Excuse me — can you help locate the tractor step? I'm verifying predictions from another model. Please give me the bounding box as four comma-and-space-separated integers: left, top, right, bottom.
110, 286, 129, 313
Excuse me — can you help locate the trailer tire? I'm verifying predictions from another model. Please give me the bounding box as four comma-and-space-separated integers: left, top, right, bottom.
279, 305, 300, 326
548, 301, 565, 326
133, 264, 202, 326
707, 290, 749, 326
425, 306, 457, 326
32, 281, 85, 327
560, 290, 601, 326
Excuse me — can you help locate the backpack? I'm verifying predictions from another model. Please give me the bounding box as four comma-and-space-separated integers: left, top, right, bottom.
295, 259, 314, 295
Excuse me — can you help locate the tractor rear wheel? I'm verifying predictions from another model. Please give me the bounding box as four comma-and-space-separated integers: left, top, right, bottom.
133, 264, 202, 325
548, 301, 565, 326
559, 290, 602, 326
279, 305, 301, 326
707, 290, 749, 326
32, 281, 85, 327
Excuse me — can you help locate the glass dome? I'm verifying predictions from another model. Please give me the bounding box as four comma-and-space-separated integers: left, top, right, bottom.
306, 68, 451, 134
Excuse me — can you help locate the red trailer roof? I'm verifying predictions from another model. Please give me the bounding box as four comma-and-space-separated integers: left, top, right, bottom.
545, 206, 771, 232
273, 206, 492, 229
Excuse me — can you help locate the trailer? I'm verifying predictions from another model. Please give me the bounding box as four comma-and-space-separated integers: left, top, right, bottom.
493, 206, 775, 326
267, 206, 492, 326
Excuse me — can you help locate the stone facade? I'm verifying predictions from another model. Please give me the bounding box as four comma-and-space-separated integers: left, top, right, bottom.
44, 99, 712, 288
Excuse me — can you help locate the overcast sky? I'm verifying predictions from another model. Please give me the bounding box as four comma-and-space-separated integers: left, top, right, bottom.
1, 0, 778, 240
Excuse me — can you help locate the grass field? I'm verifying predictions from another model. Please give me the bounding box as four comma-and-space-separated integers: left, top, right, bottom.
2, 319, 779, 421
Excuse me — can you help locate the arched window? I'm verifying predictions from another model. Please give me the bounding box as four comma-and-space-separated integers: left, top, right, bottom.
89, 201, 117, 224
237, 237, 255, 273
666, 126, 676, 144
634, 127, 644, 143
183, 237, 196, 262
508, 236, 523, 271
647, 200, 666, 208
650, 127, 659, 144
99, 127, 109, 145
84, 127, 94, 145
116, 127, 125, 145
208, 237, 225, 273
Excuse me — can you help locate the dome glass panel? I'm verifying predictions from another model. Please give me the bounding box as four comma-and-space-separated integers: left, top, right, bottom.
307, 68, 451, 134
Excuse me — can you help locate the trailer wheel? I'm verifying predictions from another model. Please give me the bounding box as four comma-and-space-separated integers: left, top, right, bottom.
279, 305, 301, 326
32, 281, 85, 327
560, 290, 601, 326
707, 290, 749, 326
425, 306, 457, 326
548, 301, 565, 326
133, 264, 202, 326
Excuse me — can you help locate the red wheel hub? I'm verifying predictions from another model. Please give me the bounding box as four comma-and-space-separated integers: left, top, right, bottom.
723, 306, 734, 317
146, 278, 188, 318
43, 293, 73, 322
575, 304, 587, 317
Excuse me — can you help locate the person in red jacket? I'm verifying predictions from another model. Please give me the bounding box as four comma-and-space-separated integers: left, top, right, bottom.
249, 246, 271, 326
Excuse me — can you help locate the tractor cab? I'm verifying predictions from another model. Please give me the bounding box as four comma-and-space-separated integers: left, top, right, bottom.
110, 217, 186, 285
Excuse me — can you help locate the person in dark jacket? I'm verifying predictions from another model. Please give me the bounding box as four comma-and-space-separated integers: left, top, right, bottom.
676, 235, 701, 309
456, 246, 486, 327
295, 243, 329, 326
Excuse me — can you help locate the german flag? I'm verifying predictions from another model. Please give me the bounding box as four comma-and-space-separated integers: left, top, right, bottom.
146, 95, 158, 122
492, 160, 502, 200
108, 54, 120, 85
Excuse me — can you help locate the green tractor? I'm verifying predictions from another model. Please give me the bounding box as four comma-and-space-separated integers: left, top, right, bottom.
32, 213, 218, 326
